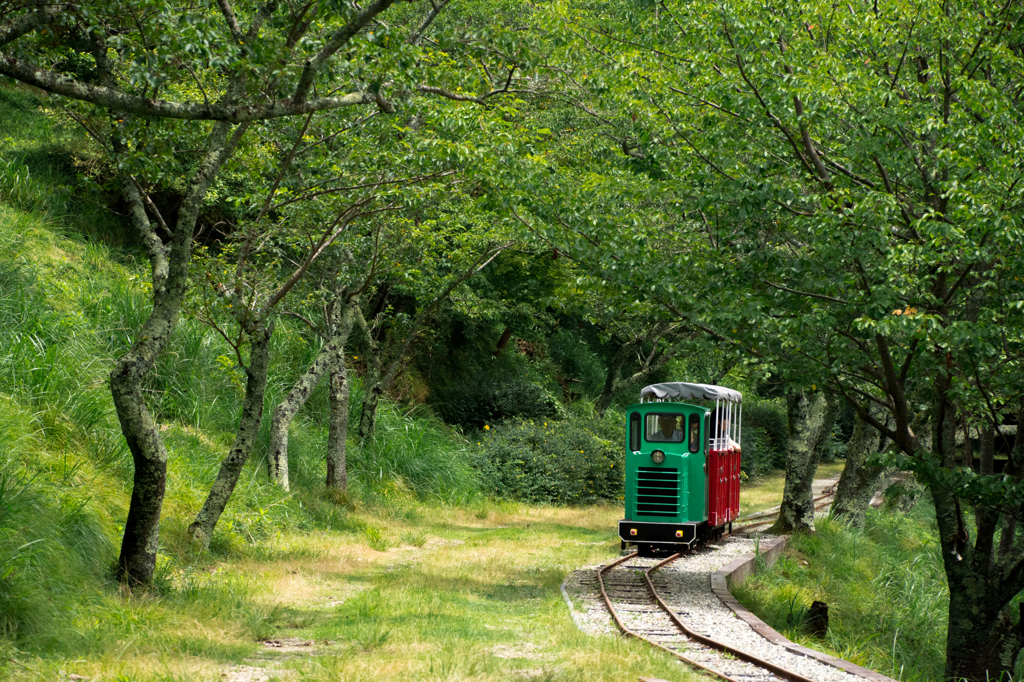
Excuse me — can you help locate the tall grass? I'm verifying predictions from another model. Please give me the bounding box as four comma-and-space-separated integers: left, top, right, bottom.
732, 503, 949, 681
351, 404, 480, 504
0, 397, 116, 648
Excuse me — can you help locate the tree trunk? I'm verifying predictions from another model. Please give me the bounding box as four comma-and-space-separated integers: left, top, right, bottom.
979, 426, 995, 475
933, 387, 1024, 681
266, 340, 334, 490
595, 342, 631, 418
267, 295, 360, 489
188, 320, 274, 548
595, 326, 676, 418
940, 497, 1024, 681
358, 381, 383, 442
112, 122, 238, 585
323, 297, 360, 491
326, 348, 350, 491
770, 389, 840, 534
961, 416, 973, 468
831, 402, 887, 528
493, 326, 513, 357
110, 278, 178, 584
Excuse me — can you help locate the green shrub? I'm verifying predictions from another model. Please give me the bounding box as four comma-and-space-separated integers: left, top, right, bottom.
471, 416, 623, 505
743, 399, 788, 469
739, 423, 775, 478
547, 328, 605, 398
432, 364, 563, 428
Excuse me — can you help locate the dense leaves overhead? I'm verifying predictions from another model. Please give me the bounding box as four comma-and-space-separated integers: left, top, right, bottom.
520, 1, 1024, 678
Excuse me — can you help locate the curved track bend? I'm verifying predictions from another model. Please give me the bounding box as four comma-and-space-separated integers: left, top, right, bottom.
598, 552, 818, 682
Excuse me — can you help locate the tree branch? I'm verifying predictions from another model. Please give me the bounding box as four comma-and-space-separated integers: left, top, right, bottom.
216, 0, 245, 43
407, 0, 452, 46
291, 0, 395, 105
757, 276, 848, 303
0, 7, 61, 48
0, 54, 381, 120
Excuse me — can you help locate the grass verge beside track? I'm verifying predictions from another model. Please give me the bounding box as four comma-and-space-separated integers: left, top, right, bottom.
732, 503, 951, 682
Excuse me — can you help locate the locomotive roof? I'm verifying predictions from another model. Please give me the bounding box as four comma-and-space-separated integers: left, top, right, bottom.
639, 382, 743, 404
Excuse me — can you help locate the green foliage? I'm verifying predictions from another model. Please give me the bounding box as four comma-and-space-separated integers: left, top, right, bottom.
431, 354, 564, 429
548, 328, 606, 398
743, 399, 789, 471
471, 414, 624, 505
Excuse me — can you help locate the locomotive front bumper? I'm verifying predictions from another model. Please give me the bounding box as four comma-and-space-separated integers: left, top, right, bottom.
618, 520, 699, 547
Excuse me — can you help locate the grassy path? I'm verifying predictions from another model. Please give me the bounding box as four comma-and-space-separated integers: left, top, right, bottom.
9, 468, 849, 681
22, 504, 699, 681
215, 503, 707, 681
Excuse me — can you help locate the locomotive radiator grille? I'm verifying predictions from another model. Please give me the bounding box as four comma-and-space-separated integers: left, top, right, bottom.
636, 466, 684, 516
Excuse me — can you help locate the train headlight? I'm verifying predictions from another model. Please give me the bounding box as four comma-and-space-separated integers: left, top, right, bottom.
629, 528, 637, 536
651, 449, 665, 464
675, 530, 684, 538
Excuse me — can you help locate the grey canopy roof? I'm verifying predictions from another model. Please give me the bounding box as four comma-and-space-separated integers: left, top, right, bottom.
640, 382, 743, 404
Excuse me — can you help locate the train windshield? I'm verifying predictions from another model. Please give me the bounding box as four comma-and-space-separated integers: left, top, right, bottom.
645, 413, 685, 442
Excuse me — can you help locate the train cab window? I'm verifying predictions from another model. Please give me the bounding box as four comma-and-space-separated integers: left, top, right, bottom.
704, 413, 711, 452
629, 413, 641, 451
688, 413, 700, 453
645, 413, 684, 442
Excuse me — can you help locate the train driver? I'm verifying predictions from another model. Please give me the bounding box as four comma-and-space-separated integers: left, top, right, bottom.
649, 415, 684, 442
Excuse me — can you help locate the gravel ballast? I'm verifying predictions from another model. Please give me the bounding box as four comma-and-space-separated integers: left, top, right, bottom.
562, 533, 887, 682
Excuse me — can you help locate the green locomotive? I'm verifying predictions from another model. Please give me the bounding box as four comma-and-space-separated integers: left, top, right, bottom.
619, 382, 742, 555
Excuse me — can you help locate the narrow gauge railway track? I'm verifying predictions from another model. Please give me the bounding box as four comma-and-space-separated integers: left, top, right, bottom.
732, 489, 837, 532
597, 552, 819, 682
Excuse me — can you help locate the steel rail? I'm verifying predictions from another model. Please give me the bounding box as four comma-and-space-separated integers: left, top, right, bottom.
733, 493, 836, 531
733, 490, 836, 523
644, 554, 818, 682
597, 484, 842, 679
596, 553, 740, 682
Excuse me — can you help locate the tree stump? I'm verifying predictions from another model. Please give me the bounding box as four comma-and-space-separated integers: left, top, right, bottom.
805, 600, 829, 637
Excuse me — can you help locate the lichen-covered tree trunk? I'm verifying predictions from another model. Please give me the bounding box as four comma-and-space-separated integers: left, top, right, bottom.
770, 389, 840, 534
267, 296, 359, 489
358, 379, 383, 442
326, 349, 350, 491
355, 303, 385, 442
110, 274, 178, 584
111, 122, 237, 584
188, 321, 274, 548
934, 390, 1024, 681
266, 341, 333, 490
830, 402, 887, 528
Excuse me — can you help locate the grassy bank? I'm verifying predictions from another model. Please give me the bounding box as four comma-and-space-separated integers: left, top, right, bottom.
733, 504, 948, 682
